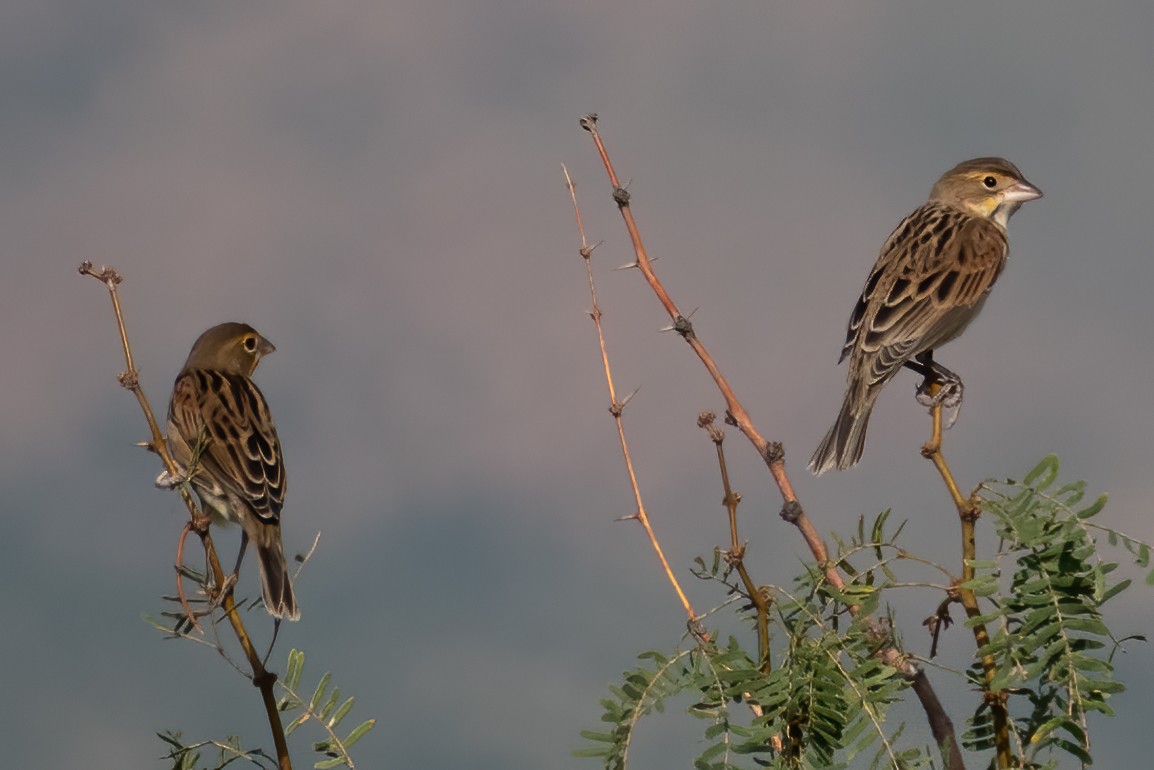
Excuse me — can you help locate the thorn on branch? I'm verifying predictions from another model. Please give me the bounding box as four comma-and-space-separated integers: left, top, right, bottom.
608, 387, 640, 417
579, 240, 603, 262
780, 499, 803, 523
616, 257, 658, 271
724, 410, 738, 427
672, 315, 694, 340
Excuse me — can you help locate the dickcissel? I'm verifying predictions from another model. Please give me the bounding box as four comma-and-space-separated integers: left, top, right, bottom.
167, 322, 299, 620
809, 157, 1042, 475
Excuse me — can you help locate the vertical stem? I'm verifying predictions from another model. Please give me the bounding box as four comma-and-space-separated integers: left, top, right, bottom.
921, 384, 1009, 768
80, 263, 293, 770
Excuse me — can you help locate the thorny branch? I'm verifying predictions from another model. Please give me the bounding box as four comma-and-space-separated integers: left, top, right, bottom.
79, 261, 294, 770
572, 116, 965, 769
561, 167, 706, 641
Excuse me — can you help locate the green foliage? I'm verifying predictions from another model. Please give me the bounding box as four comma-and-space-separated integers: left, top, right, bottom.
575, 647, 724, 769
966, 455, 1142, 766
279, 648, 377, 769
158, 730, 277, 770
579, 456, 1149, 769
157, 650, 375, 770
580, 514, 933, 769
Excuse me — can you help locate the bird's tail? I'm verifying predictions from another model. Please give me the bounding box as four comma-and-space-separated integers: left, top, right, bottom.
254, 531, 300, 621
809, 382, 877, 476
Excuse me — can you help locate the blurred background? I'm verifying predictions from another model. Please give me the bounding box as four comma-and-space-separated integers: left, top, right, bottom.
5, 1, 1153, 767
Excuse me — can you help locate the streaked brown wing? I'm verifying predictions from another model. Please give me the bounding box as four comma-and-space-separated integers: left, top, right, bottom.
847, 204, 1008, 387
169, 369, 285, 524
840, 203, 937, 363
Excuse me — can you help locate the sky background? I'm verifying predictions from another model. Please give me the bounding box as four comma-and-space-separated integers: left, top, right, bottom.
5, 1, 1154, 768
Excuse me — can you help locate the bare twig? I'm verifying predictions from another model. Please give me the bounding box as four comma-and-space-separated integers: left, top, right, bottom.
573, 118, 966, 769
576, 116, 836, 588
79, 262, 294, 770
921, 383, 1009, 768
561, 165, 700, 627
697, 412, 771, 672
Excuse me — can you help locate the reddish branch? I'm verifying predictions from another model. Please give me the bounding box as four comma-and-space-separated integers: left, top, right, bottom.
574, 115, 965, 769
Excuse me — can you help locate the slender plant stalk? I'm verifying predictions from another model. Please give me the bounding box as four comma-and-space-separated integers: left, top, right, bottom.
573, 117, 966, 769
79, 262, 293, 770
921, 384, 1009, 768
561, 167, 701, 629
698, 414, 771, 672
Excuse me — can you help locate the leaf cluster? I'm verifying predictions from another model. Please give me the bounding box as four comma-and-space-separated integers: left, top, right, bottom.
579, 456, 1149, 769
158, 649, 375, 770
966, 456, 1142, 766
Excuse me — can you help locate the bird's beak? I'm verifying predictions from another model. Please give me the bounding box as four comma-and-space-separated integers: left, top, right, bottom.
259, 338, 277, 357
1004, 179, 1042, 202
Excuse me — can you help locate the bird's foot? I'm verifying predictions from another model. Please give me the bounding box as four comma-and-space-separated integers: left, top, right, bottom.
916, 375, 963, 428
155, 466, 189, 490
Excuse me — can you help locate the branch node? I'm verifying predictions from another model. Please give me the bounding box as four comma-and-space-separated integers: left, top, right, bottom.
672, 314, 694, 340
78, 261, 124, 286
697, 411, 725, 443
779, 499, 803, 523
763, 441, 784, 464
579, 113, 599, 132
687, 617, 712, 647
579, 240, 603, 261
252, 669, 278, 690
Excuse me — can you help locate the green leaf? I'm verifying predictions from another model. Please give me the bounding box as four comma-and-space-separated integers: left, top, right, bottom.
344, 719, 375, 747
310, 672, 332, 712
1023, 454, 1060, 489
329, 697, 356, 728
1075, 493, 1108, 519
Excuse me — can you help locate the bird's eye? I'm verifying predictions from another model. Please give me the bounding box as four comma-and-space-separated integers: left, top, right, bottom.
982, 176, 998, 189
243, 336, 258, 352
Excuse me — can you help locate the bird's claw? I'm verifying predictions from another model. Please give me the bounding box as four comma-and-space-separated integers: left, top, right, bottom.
916, 377, 963, 428
155, 466, 189, 490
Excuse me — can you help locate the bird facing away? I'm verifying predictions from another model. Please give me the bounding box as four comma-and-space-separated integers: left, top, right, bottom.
808, 157, 1042, 475
167, 322, 299, 620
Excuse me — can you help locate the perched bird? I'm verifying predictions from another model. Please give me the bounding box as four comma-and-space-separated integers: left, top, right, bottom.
809, 157, 1042, 475
167, 322, 299, 620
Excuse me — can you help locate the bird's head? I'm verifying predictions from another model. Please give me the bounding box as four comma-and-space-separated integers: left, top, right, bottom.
182, 322, 276, 376
931, 157, 1042, 229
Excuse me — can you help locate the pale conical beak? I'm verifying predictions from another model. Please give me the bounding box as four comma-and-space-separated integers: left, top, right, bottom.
258, 338, 276, 357
1005, 179, 1043, 202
